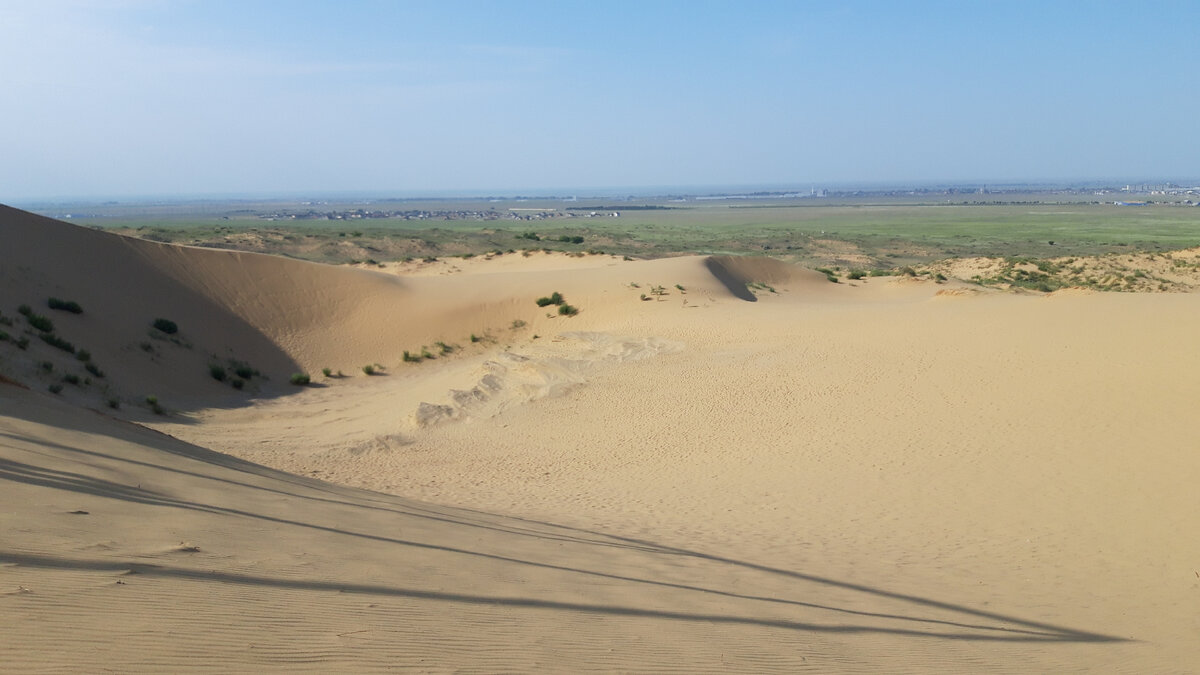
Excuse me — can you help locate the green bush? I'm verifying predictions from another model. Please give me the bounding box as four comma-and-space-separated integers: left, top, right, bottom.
62, 374, 81, 386
47, 298, 83, 314
107, 398, 120, 410
40, 333, 75, 353
85, 362, 104, 378
233, 364, 255, 379
847, 270, 866, 280
231, 378, 244, 390
152, 318, 178, 334
558, 303, 579, 316
26, 312, 54, 333
0, 330, 8, 342
209, 364, 227, 381
76, 349, 91, 362
470, 333, 481, 343
362, 364, 376, 375
322, 367, 333, 377
48, 383, 63, 394
289, 373, 311, 386
39, 361, 53, 372
402, 351, 421, 363
536, 291, 564, 307
145, 395, 164, 415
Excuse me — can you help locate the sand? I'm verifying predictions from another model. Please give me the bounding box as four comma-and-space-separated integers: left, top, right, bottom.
2, 204, 1199, 672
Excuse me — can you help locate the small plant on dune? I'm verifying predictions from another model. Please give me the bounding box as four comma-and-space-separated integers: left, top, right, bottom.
48, 383, 63, 395
39, 361, 53, 373
558, 303, 579, 316
868, 269, 893, 277
231, 378, 244, 390
145, 395, 164, 415
107, 397, 120, 410
847, 270, 866, 280
322, 367, 333, 378
85, 362, 104, 378
76, 349, 91, 362
675, 284, 685, 291
152, 318, 179, 334
421, 346, 435, 360
47, 298, 83, 314
651, 285, 667, 296
16, 336, 29, 350
62, 374, 81, 386
209, 364, 227, 382
289, 372, 311, 386
436, 340, 456, 354
402, 350, 421, 363
0, 330, 9, 342
640, 293, 649, 301
24, 311, 54, 333
901, 267, 917, 277
469, 333, 481, 343
140, 341, 155, 353
362, 364, 376, 375
232, 363, 256, 380
509, 320, 526, 330
40, 333, 75, 353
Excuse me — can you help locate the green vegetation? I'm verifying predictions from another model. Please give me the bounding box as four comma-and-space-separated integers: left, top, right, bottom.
322, 367, 333, 377
362, 364, 376, 375
19, 305, 55, 333
152, 318, 178, 334
47, 298, 83, 314
76, 349, 91, 362
847, 269, 866, 280
536, 291, 564, 307
85, 362, 104, 378
509, 320, 526, 330
48, 383, 63, 395
558, 303, 579, 316
39, 333, 76, 353
107, 398, 120, 410
209, 364, 227, 381
62, 374, 81, 386
145, 395, 164, 415
289, 372, 311, 385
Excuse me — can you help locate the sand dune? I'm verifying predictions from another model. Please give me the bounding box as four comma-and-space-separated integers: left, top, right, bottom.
3, 205, 1200, 672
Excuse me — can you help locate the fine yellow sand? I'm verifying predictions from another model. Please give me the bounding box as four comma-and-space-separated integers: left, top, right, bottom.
2, 204, 1199, 672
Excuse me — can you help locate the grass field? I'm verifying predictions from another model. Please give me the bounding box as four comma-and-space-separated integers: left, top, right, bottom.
28, 195, 1200, 268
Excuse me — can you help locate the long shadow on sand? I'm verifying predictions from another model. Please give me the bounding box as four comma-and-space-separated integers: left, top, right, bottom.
0, 421, 1124, 647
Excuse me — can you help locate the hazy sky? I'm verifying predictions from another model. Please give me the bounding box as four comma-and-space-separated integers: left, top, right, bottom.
2, 1, 1197, 200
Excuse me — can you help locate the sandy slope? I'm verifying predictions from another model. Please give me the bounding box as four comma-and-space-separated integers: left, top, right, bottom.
3, 206, 1200, 672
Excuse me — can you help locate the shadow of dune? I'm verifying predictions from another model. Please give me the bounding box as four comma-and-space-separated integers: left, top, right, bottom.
703, 256, 758, 301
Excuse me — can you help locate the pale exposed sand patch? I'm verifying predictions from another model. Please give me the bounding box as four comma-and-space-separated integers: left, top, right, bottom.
3, 206, 1200, 672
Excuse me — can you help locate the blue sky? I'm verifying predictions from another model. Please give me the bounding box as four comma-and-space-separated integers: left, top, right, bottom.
2, 1, 1197, 200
